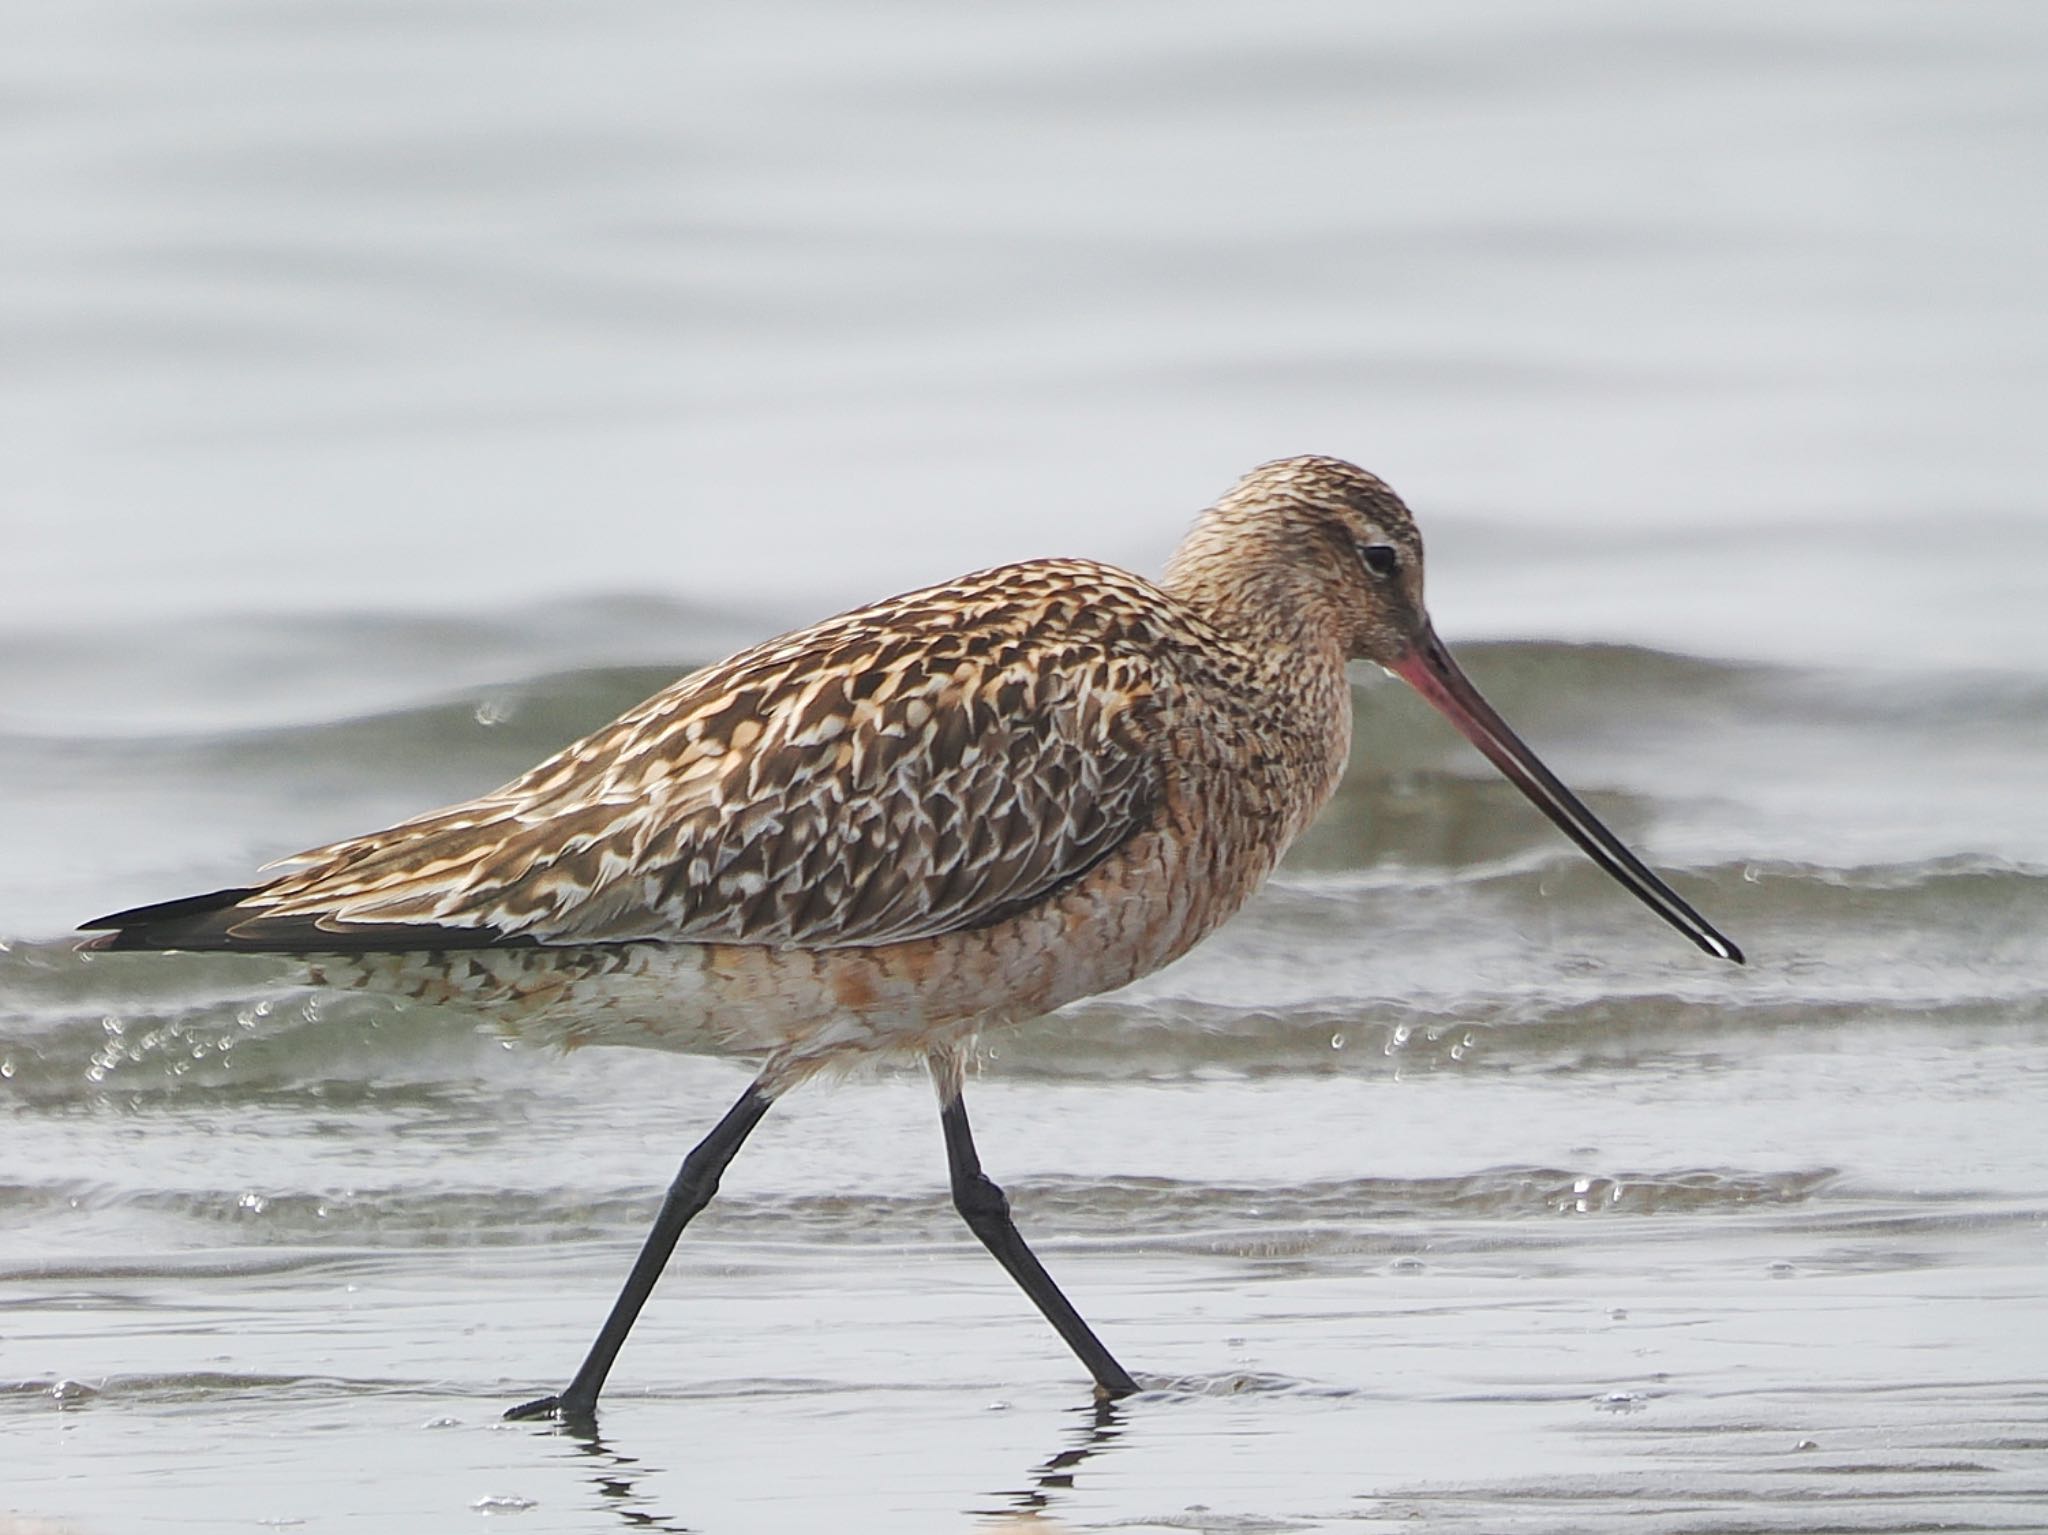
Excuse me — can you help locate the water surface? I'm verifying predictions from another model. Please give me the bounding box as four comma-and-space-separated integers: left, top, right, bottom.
5, 3, 2047, 1532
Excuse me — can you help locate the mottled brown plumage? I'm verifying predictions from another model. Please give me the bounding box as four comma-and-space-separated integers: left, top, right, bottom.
87, 459, 1414, 1064
248, 560, 1184, 950
82, 455, 1740, 1419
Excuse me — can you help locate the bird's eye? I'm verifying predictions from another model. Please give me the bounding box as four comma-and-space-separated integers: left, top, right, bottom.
1358, 543, 1400, 578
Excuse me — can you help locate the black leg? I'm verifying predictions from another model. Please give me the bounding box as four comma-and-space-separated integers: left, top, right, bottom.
935, 1072, 1138, 1399
506, 1080, 774, 1423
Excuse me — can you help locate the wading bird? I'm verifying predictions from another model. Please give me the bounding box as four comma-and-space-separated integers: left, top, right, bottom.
83, 456, 1742, 1421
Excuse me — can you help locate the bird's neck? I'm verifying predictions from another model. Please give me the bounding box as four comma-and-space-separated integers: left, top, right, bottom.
1160, 526, 1351, 685
1159, 531, 1356, 847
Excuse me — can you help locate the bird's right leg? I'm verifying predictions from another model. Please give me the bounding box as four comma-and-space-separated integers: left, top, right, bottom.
505, 1076, 775, 1424
928, 1046, 1139, 1399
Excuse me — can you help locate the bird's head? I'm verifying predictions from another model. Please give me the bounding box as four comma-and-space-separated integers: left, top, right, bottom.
1171, 454, 1744, 966
1197, 454, 1432, 667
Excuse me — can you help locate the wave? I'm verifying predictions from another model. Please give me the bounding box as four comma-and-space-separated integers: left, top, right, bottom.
12, 635, 2042, 824
4, 853, 2041, 1103
13, 1165, 2038, 1287
0, 1163, 1910, 1261
12, 639, 2042, 910
22, 634, 2035, 773
0, 592, 771, 738
6, 634, 2040, 1112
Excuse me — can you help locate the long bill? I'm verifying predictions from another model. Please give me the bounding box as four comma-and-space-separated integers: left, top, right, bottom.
1389, 626, 1744, 965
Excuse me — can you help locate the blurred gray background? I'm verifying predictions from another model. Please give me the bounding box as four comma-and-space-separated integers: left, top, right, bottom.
9, 1, 2044, 666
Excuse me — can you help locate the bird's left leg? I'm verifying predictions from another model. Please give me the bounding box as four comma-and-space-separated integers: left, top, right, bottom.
505, 1074, 775, 1424
927, 1045, 1139, 1399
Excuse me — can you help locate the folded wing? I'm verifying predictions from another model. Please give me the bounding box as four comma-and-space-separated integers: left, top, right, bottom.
83, 564, 1176, 954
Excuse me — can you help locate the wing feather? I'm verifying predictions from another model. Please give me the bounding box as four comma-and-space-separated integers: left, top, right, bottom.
180, 562, 1177, 952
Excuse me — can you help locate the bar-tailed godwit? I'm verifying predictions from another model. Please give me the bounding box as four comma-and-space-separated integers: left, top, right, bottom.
82, 455, 1742, 1421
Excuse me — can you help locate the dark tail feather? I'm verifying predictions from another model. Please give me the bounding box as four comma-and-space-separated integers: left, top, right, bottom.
79, 886, 269, 951
78, 885, 530, 954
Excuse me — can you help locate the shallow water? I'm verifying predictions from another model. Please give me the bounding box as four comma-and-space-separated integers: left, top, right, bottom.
5, 2, 2048, 1532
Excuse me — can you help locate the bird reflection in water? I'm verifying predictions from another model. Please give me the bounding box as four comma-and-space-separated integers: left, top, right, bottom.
532, 1393, 1130, 1531
971, 1394, 1128, 1525
552, 1425, 698, 1534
